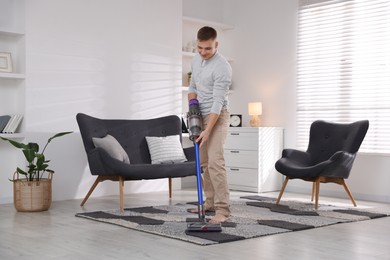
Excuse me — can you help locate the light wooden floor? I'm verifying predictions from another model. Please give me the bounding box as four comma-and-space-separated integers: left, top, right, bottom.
1, 189, 389, 260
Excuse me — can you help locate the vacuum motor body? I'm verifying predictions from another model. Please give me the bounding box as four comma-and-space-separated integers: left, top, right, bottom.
187, 99, 202, 141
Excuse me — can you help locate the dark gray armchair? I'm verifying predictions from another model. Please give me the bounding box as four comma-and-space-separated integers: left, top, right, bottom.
275, 120, 369, 208
76, 113, 196, 210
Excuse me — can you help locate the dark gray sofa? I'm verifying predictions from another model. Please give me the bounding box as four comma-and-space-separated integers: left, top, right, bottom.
76, 113, 196, 210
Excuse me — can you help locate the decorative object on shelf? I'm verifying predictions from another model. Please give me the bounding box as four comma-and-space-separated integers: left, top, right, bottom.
0, 52, 12, 73
0, 115, 11, 132
0, 131, 73, 212
229, 114, 242, 127
0, 114, 23, 133
248, 102, 262, 127
187, 71, 192, 85
185, 40, 196, 53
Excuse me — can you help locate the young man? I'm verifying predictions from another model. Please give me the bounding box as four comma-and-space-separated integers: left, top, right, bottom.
188, 26, 232, 224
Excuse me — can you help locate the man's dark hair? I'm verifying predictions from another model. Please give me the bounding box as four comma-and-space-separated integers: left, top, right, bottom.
197, 26, 217, 41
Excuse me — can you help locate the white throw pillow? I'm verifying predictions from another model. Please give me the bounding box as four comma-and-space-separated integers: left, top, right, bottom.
145, 135, 187, 164
92, 134, 130, 164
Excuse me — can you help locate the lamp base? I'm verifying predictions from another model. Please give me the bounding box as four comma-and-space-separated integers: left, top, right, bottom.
249, 116, 260, 127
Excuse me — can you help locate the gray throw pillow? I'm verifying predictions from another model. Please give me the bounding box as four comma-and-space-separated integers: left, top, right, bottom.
92, 134, 130, 164
145, 135, 187, 164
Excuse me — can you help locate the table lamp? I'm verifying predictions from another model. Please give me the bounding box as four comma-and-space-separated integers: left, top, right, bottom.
248, 102, 262, 127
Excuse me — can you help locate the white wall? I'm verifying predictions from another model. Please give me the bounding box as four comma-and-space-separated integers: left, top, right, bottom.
183, 0, 226, 23
222, 0, 297, 129
0, 0, 183, 204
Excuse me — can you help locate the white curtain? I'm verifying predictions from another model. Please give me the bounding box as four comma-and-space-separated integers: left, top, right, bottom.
297, 0, 390, 153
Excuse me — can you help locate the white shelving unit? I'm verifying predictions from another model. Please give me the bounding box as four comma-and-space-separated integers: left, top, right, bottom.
0, 0, 26, 139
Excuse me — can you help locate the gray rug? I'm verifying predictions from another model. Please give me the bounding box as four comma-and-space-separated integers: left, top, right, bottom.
75, 196, 390, 245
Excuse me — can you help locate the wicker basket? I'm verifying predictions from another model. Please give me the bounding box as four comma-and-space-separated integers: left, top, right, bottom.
13, 172, 53, 212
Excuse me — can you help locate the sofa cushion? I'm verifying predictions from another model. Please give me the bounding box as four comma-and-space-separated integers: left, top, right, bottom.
92, 134, 130, 164
145, 135, 187, 164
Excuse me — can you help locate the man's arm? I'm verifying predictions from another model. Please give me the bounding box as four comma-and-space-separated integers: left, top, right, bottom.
188, 92, 197, 101
196, 112, 219, 145
188, 92, 218, 145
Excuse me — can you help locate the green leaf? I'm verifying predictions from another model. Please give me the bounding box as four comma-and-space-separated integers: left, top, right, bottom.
27, 143, 39, 153
23, 149, 36, 163
41, 131, 73, 154
16, 167, 27, 176
0, 137, 29, 149
27, 165, 36, 175
40, 164, 49, 171
47, 131, 73, 143
36, 153, 45, 166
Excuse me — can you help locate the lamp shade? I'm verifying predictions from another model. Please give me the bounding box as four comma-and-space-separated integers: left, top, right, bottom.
248, 102, 262, 116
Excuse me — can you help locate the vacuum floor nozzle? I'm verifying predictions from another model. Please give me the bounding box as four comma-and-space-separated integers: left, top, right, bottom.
186, 222, 222, 232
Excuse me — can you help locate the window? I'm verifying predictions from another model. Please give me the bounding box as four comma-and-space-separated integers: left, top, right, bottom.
297, 0, 390, 153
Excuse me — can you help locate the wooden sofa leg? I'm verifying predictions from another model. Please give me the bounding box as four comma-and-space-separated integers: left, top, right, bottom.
81, 176, 103, 206
276, 177, 289, 204
342, 180, 357, 207
168, 177, 172, 198
119, 176, 125, 212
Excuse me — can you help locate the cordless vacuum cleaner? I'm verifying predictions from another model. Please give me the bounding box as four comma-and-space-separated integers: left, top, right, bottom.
185, 99, 222, 232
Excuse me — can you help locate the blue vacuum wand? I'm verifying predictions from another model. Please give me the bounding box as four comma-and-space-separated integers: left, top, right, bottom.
194, 141, 205, 220
186, 99, 222, 232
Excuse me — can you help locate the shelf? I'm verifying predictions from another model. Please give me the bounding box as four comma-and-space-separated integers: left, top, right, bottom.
182, 51, 196, 58
0, 29, 25, 37
182, 16, 234, 30
0, 29, 25, 79
181, 86, 234, 95
0, 133, 25, 139
182, 51, 234, 62
0, 72, 26, 79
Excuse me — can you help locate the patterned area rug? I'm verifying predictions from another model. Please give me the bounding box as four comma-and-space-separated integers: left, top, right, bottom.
75, 196, 390, 245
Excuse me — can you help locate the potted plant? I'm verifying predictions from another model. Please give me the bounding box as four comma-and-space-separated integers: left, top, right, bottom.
0, 131, 72, 212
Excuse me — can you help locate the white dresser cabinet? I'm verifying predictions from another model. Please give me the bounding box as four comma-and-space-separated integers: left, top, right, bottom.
224, 127, 283, 193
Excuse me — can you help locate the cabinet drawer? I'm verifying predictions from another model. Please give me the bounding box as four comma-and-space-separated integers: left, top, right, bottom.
227, 168, 258, 188
225, 132, 258, 150
224, 150, 258, 168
